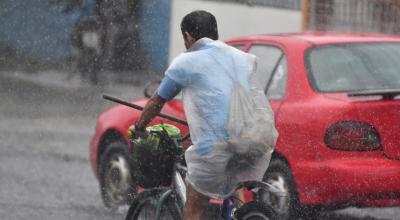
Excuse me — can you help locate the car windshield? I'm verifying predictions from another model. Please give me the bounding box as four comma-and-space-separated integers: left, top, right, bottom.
307, 43, 400, 93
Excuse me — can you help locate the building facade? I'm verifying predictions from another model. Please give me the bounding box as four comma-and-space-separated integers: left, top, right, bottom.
305, 0, 400, 34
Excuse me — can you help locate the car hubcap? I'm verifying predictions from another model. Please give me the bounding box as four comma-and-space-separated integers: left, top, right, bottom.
262, 174, 290, 217
105, 154, 131, 204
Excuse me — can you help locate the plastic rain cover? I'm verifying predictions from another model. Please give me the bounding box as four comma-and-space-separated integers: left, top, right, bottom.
183, 41, 278, 199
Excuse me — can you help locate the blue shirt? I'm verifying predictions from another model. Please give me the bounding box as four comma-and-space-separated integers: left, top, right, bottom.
157, 38, 250, 155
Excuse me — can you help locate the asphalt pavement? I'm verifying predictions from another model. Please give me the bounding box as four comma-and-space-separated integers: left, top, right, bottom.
0, 70, 146, 220
0, 70, 399, 220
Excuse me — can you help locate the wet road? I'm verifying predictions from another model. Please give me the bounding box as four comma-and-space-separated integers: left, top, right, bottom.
0, 71, 399, 220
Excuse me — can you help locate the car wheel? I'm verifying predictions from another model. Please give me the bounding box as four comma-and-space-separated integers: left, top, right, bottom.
99, 141, 135, 209
258, 159, 302, 220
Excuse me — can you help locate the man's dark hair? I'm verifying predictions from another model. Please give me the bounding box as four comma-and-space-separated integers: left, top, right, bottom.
181, 10, 219, 41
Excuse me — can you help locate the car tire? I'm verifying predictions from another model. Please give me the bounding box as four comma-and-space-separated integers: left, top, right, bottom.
258, 159, 309, 220
99, 141, 135, 209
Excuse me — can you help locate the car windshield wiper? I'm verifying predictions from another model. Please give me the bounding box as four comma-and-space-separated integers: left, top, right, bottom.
348, 89, 400, 99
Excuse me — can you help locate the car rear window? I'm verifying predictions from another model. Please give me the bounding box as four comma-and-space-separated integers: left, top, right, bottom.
306, 43, 400, 93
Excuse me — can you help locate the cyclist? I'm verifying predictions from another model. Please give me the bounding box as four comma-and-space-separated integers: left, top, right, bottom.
130, 10, 268, 220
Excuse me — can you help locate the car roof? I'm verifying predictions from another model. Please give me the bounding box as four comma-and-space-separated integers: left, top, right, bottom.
227, 32, 400, 46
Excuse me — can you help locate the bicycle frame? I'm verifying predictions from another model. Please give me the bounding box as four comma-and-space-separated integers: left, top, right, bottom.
156, 173, 184, 219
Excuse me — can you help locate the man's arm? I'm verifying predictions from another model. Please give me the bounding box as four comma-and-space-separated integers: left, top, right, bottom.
134, 76, 183, 131
134, 93, 166, 131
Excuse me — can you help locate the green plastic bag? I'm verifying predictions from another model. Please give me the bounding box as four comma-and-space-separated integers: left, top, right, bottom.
132, 123, 181, 150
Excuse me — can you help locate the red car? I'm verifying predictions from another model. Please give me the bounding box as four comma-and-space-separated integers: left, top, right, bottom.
90, 32, 400, 218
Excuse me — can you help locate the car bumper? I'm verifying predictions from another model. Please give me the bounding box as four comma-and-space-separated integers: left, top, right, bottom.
293, 153, 400, 206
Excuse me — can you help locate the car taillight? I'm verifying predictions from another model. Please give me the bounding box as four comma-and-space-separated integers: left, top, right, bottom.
324, 121, 381, 151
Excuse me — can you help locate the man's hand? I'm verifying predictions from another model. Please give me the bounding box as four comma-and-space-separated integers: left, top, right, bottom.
128, 93, 167, 139
128, 124, 148, 139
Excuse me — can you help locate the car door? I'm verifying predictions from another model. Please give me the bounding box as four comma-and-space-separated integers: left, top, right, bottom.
246, 44, 288, 114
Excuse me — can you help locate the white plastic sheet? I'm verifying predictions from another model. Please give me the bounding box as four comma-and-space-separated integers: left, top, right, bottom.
179, 40, 278, 199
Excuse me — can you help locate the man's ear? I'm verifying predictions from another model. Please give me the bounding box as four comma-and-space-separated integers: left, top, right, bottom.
185, 32, 194, 44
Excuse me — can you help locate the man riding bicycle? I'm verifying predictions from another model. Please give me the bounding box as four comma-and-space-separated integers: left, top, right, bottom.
130, 10, 276, 220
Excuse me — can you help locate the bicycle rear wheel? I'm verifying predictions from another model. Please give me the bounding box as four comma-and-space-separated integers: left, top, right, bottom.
234, 201, 278, 220
125, 189, 182, 220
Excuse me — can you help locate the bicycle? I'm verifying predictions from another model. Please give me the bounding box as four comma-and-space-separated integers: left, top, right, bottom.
125, 125, 283, 220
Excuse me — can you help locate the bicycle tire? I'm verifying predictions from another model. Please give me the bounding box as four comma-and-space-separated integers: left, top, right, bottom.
125, 189, 182, 220
234, 201, 278, 220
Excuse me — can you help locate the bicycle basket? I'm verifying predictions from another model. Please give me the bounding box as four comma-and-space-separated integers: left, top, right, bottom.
131, 123, 181, 188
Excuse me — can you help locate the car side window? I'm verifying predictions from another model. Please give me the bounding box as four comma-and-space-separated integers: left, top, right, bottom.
248, 45, 287, 100
266, 57, 287, 100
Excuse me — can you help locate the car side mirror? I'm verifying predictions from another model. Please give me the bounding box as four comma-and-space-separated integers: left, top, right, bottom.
143, 80, 161, 98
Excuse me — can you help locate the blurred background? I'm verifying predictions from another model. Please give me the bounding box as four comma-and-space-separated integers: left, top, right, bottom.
0, 0, 400, 219
1, 0, 399, 78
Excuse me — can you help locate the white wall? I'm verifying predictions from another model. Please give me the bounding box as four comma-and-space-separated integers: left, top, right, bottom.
169, 0, 302, 62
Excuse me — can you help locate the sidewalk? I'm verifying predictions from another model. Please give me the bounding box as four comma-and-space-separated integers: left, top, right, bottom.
1, 69, 162, 99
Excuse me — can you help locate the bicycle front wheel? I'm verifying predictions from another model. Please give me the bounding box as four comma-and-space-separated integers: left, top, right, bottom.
125, 189, 182, 220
